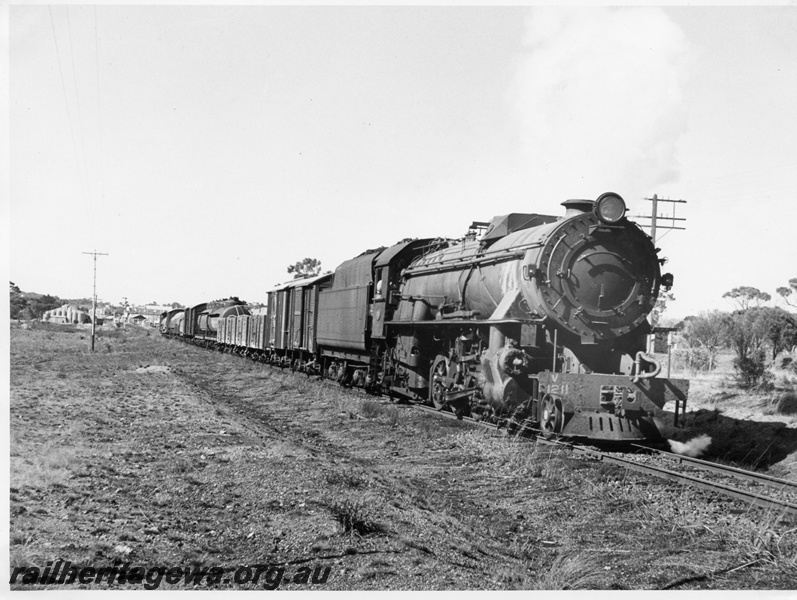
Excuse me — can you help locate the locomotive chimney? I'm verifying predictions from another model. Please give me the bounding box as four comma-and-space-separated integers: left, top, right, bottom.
561, 199, 594, 218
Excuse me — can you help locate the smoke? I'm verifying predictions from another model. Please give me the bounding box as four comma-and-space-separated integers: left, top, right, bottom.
511, 7, 691, 202
668, 434, 712, 458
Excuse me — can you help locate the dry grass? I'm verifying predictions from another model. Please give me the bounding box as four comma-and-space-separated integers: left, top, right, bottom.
9, 324, 797, 590
730, 511, 797, 574
771, 390, 797, 415
528, 552, 605, 590
661, 348, 797, 477
10, 443, 79, 489
327, 495, 385, 537
325, 467, 369, 489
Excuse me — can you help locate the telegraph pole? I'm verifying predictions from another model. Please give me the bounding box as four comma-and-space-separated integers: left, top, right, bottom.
637, 195, 686, 356
83, 250, 109, 351
638, 194, 687, 245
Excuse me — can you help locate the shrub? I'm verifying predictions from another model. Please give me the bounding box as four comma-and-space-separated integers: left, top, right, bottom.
773, 390, 797, 415
325, 468, 367, 489
328, 497, 383, 536
680, 347, 714, 372
359, 401, 384, 419
733, 348, 771, 389
788, 357, 797, 376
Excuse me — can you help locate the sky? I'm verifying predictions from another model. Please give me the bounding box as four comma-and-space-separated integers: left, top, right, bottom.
5, 4, 797, 318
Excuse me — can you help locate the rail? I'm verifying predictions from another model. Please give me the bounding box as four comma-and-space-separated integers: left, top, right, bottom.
166, 334, 797, 518
412, 404, 797, 517
630, 443, 797, 493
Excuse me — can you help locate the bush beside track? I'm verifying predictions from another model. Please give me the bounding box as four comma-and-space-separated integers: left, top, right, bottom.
9, 322, 797, 590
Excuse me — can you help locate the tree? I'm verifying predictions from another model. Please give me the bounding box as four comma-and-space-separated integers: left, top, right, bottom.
724, 306, 793, 388
776, 277, 797, 308
681, 310, 732, 371
28, 294, 61, 318
760, 307, 797, 360
727, 308, 770, 359
9, 282, 28, 319
287, 258, 321, 280
722, 286, 771, 310
726, 309, 769, 389
649, 291, 675, 328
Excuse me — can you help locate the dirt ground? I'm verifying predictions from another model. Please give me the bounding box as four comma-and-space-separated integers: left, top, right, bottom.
663, 351, 797, 481
8, 323, 797, 590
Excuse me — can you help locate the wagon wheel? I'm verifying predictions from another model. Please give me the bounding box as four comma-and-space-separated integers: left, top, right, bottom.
541, 394, 563, 439
429, 355, 453, 410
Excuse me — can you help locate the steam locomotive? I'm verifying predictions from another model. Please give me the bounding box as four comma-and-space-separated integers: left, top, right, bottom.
162, 192, 688, 443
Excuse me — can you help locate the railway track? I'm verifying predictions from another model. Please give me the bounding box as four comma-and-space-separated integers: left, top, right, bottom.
568, 443, 797, 517
176, 339, 797, 518
411, 402, 797, 518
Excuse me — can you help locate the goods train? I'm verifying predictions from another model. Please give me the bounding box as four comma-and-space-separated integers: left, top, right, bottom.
161, 192, 688, 443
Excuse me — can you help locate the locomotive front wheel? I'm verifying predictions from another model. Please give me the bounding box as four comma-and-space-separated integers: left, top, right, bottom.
541, 394, 562, 439
429, 355, 452, 410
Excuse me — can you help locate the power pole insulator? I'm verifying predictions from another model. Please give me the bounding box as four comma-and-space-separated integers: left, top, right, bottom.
637, 196, 686, 354
638, 195, 687, 245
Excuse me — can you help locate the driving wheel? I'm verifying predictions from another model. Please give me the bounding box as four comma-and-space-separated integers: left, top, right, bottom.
429, 355, 452, 410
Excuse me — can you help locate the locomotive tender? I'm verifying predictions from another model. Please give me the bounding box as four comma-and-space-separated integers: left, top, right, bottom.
163, 192, 688, 443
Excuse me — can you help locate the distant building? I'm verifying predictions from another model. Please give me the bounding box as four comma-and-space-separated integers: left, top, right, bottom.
124, 309, 163, 327
42, 304, 92, 324
144, 304, 174, 313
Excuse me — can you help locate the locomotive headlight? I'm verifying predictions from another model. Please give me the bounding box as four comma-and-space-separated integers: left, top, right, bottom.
594, 192, 626, 224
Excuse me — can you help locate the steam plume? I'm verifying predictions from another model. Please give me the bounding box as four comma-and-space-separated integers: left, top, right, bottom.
512, 7, 691, 201
668, 434, 712, 458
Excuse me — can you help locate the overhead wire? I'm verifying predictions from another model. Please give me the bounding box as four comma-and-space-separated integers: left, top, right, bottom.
49, 6, 107, 250
48, 5, 90, 221
677, 161, 797, 207
94, 6, 105, 220
632, 159, 796, 241
65, 6, 97, 237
